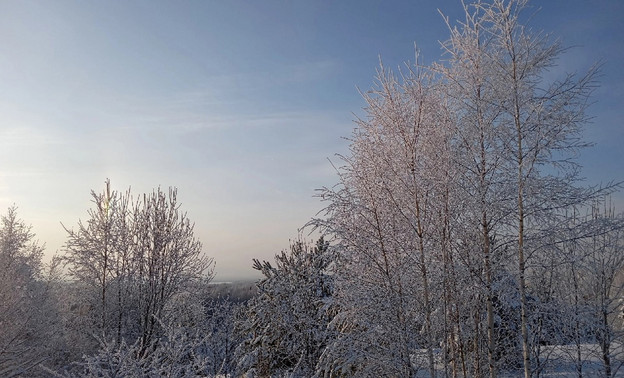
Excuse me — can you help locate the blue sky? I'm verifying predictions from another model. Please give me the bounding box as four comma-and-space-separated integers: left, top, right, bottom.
0, 0, 622, 281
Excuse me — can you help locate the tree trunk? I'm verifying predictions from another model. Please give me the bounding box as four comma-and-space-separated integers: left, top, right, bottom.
516, 113, 531, 378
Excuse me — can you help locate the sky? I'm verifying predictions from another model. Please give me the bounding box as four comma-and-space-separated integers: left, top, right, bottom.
0, 1, 622, 281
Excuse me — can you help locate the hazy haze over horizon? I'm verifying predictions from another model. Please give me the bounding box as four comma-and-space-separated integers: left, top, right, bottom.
1, 0, 622, 281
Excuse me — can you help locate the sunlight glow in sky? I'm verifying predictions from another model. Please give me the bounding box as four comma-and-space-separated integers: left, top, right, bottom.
1, 0, 622, 281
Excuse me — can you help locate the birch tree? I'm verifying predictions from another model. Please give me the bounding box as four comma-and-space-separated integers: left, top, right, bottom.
472, 2, 602, 376
62, 179, 132, 346
435, 3, 511, 375
316, 60, 457, 377
62, 181, 214, 355
131, 187, 213, 354
435, 1, 608, 375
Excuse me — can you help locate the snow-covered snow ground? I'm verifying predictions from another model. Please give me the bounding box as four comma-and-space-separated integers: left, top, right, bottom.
412, 343, 624, 377
528, 343, 624, 377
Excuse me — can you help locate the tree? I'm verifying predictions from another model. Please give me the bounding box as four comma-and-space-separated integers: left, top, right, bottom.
62, 181, 214, 355
576, 203, 624, 377
467, 2, 604, 376
236, 238, 335, 377
315, 57, 464, 376
434, 3, 510, 375
131, 187, 213, 354
316, 1, 615, 376
58, 318, 215, 378
0, 206, 54, 377
199, 298, 243, 376
62, 180, 132, 346
54, 276, 241, 378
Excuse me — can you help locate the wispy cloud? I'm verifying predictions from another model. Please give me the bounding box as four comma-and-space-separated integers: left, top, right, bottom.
0, 127, 64, 147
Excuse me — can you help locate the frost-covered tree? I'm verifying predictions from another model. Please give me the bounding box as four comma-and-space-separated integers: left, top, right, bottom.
62, 181, 214, 357
57, 318, 213, 378
200, 298, 243, 376
130, 187, 214, 354
316, 59, 458, 377
51, 286, 243, 378
434, 3, 511, 375
62, 180, 132, 348
0, 206, 58, 377
316, 1, 617, 377
574, 204, 624, 378
236, 238, 335, 377
467, 2, 605, 375
435, 0, 611, 375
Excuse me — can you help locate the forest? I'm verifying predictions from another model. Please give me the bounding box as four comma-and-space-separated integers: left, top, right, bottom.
1, 0, 623, 377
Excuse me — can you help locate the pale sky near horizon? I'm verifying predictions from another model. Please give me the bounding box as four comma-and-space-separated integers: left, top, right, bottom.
1, 1, 622, 281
